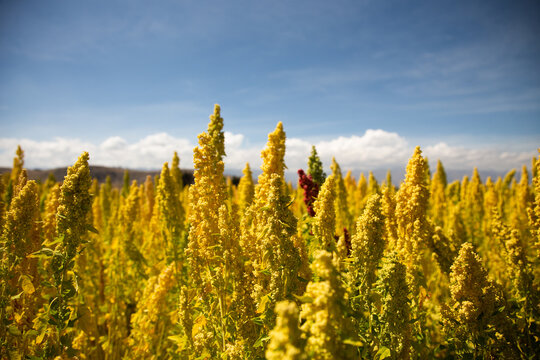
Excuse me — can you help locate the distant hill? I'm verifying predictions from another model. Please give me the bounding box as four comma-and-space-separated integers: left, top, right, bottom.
1, 165, 512, 188
0, 166, 201, 188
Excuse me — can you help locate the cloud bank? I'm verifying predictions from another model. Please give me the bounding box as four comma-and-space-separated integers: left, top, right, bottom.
0, 130, 535, 181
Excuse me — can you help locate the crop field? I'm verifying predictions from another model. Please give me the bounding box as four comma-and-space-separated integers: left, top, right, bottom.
1, 105, 539, 359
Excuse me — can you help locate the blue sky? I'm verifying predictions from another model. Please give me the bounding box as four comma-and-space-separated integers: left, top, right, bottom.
0, 0, 539, 176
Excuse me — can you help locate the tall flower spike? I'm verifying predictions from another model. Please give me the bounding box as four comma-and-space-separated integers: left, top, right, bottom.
2, 180, 40, 264
483, 177, 498, 212
430, 159, 447, 226
354, 173, 368, 216
381, 183, 398, 249
447, 180, 460, 205
376, 253, 412, 359
344, 171, 356, 213
13, 169, 28, 198
307, 145, 325, 186
514, 165, 533, 234
143, 175, 155, 224
121, 170, 130, 198
56, 152, 92, 258
122, 180, 141, 232
367, 171, 380, 195
0, 176, 5, 229
251, 174, 301, 314
350, 193, 385, 310
171, 151, 184, 192
187, 105, 228, 285
1, 180, 41, 357
427, 226, 457, 274
208, 104, 226, 158
256, 122, 287, 198
441, 243, 509, 354
243, 122, 302, 320
464, 167, 484, 242
266, 301, 306, 360
43, 184, 61, 244
395, 146, 429, 278
156, 162, 184, 241
528, 149, 540, 257
298, 169, 319, 217
237, 162, 254, 212
331, 158, 352, 236
385, 170, 393, 188
10, 145, 24, 184
300, 250, 353, 360
313, 175, 336, 250
128, 265, 175, 359
491, 209, 536, 314
460, 175, 469, 204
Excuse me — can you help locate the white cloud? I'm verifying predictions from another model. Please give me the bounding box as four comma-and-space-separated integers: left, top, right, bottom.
101, 136, 127, 150
423, 142, 533, 172
0, 130, 536, 181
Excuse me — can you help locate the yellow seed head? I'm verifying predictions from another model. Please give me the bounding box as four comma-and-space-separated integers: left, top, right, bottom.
156, 163, 183, 236
266, 301, 305, 360
171, 151, 184, 191
255, 122, 287, 200
43, 184, 61, 243
395, 146, 429, 273
10, 145, 24, 184
237, 162, 254, 212
442, 243, 502, 341
350, 193, 385, 298
187, 105, 228, 285
56, 152, 92, 257
376, 252, 411, 359
430, 160, 447, 225
331, 158, 352, 235
301, 250, 349, 360
313, 175, 336, 250
2, 180, 40, 259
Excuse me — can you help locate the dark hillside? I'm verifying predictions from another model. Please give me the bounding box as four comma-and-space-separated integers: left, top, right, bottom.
0, 166, 198, 188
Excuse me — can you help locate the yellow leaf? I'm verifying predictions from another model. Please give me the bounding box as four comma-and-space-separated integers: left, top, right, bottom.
167, 335, 187, 351
192, 315, 207, 338
257, 294, 270, 314
35, 331, 46, 344
20, 275, 35, 295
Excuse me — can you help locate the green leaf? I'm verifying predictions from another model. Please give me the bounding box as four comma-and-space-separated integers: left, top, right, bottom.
167, 335, 187, 351
61, 279, 77, 298
293, 294, 313, 303
253, 334, 270, 348
86, 224, 99, 234
11, 291, 23, 300
8, 324, 21, 336
35, 329, 46, 344
376, 346, 391, 359
20, 275, 35, 294
257, 294, 271, 314
250, 316, 264, 326
25, 329, 39, 337
28, 248, 54, 258
343, 338, 364, 347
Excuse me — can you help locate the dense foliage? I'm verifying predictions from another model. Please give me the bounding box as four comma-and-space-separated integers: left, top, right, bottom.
1, 106, 539, 359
